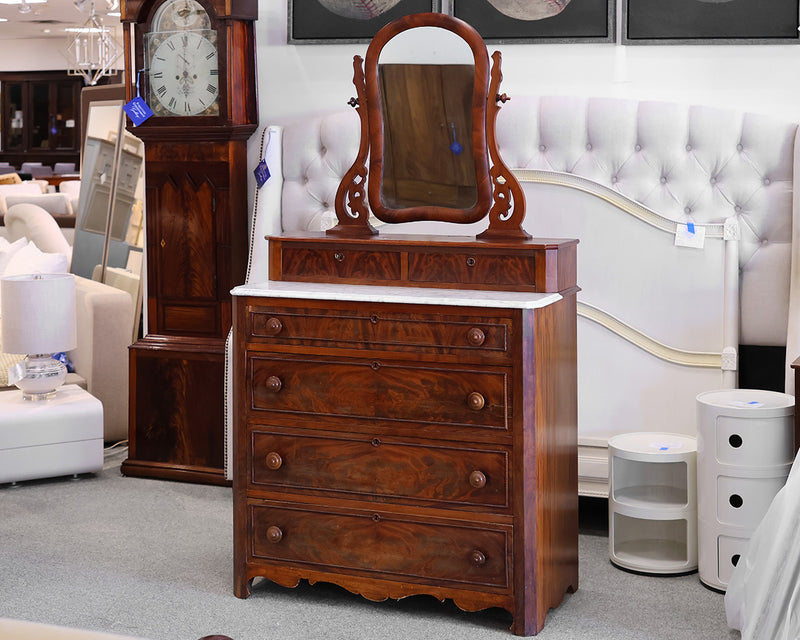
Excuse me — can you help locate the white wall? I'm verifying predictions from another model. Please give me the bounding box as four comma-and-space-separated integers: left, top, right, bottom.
248, 2, 800, 222
254, 2, 800, 124
0, 38, 72, 71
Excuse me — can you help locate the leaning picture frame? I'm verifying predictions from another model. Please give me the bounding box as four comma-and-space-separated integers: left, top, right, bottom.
288, 0, 442, 44
450, 0, 614, 44
623, 0, 800, 45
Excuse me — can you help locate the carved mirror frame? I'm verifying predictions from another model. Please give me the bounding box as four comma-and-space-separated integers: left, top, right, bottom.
329, 12, 529, 241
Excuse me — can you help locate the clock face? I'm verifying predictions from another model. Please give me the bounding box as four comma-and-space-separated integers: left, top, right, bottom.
151, 0, 211, 32
146, 29, 219, 117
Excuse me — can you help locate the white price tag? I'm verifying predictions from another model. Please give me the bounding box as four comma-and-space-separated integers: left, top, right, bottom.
675, 222, 705, 249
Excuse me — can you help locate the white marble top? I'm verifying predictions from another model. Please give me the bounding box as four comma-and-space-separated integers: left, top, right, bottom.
231, 280, 563, 309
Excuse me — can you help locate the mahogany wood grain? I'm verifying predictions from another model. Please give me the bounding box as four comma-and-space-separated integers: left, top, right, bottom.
249, 502, 511, 589
269, 234, 578, 293
232, 290, 579, 635
248, 304, 511, 358
516, 294, 579, 635
249, 354, 510, 431
281, 246, 402, 281
250, 429, 510, 509
123, 337, 229, 486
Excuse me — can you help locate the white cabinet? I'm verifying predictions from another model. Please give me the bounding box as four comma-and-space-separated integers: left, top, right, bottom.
696, 389, 794, 590
608, 432, 697, 574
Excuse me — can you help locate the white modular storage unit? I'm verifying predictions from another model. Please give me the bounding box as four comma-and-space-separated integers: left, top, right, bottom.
608, 432, 698, 574
696, 389, 795, 590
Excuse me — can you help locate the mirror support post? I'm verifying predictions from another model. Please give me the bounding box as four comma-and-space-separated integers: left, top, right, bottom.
327, 56, 378, 238
477, 52, 530, 241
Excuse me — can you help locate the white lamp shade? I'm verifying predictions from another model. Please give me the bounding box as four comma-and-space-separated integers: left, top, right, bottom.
1, 274, 77, 354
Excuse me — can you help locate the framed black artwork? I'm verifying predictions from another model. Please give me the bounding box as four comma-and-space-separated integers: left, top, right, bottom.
451, 0, 614, 44
623, 0, 800, 44
289, 0, 441, 43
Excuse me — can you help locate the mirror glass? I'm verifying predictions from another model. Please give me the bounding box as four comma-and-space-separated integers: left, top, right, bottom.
377, 28, 476, 210
71, 98, 145, 340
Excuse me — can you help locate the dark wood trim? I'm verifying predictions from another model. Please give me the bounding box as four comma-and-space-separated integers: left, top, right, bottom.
120, 459, 231, 486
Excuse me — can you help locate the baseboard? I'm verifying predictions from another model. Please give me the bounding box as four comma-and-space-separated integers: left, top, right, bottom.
578, 436, 609, 498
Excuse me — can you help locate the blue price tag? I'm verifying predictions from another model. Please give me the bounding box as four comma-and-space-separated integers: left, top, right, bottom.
253, 129, 272, 188
123, 96, 153, 126
254, 159, 270, 188
687, 222, 695, 234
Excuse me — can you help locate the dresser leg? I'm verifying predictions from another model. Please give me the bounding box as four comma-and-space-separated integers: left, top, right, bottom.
234, 575, 251, 599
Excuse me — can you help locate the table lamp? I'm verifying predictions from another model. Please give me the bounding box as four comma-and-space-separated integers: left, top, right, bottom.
1, 273, 77, 401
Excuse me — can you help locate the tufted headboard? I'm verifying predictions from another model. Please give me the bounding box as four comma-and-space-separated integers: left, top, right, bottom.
232, 96, 799, 493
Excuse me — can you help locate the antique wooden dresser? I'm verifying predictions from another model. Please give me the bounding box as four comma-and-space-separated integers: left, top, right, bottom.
231, 12, 579, 636
231, 281, 578, 635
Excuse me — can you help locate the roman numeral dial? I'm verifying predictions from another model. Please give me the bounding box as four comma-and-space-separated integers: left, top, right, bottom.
147, 29, 219, 117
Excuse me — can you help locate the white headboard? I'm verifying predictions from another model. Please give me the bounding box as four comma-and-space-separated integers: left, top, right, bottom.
232, 96, 799, 492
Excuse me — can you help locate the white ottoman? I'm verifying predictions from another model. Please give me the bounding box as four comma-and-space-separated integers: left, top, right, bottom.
0, 384, 103, 484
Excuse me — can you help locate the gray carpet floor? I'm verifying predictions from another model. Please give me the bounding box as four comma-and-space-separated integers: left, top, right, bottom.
0, 448, 739, 640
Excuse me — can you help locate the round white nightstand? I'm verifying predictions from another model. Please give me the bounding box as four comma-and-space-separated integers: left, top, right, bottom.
696, 389, 794, 591
608, 432, 698, 574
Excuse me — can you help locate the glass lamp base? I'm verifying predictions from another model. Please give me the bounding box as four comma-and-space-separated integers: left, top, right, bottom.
8, 354, 67, 401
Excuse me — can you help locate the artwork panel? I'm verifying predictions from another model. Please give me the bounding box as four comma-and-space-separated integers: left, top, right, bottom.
624, 0, 799, 43
452, 0, 613, 43
289, 0, 440, 43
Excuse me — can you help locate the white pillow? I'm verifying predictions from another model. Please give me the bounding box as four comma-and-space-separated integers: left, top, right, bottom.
0, 237, 28, 274
3, 241, 69, 277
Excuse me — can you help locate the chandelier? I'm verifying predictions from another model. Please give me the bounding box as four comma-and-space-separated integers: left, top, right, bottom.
64, 1, 121, 86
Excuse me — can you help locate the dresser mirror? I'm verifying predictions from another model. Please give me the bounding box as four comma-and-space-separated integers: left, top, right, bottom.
269, 13, 579, 294
329, 12, 527, 240
376, 25, 479, 212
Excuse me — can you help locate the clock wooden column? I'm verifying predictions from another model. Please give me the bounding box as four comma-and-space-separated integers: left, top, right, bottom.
120, 0, 257, 485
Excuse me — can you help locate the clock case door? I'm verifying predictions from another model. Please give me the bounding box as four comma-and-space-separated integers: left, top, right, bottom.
121, 0, 257, 486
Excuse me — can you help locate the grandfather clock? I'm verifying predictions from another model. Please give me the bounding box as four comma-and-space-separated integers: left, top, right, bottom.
120, 0, 257, 484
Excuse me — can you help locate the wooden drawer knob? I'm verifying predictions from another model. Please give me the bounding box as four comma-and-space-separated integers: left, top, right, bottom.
466, 327, 485, 346
265, 317, 283, 335
334, 251, 345, 262
471, 550, 486, 566
469, 470, 487, 489
266, 526, 283, 544
265, 452, 283, 470
265, 376, 282, 392
467, 392, 485, 411
465, 256, 477, 267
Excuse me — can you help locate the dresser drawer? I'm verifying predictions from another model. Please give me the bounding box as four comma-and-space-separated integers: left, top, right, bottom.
408, 252, 535, 288
249, 501, 511, 589
248, 354, 510, 433
280, 246, 402, 282
249, 305, 511, 358
250, 430, 510, 509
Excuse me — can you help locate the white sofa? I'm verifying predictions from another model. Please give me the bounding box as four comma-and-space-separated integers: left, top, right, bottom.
230, 96, 799, 494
